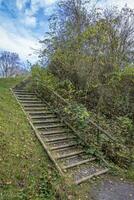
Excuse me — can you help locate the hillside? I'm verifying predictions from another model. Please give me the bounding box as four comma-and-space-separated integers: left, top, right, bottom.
0, 78, 69, 200
0, 77, 134, 200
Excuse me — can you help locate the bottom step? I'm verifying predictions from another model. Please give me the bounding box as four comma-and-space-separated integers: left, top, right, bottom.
76, 168, 109, 184
73, 163, 109, 185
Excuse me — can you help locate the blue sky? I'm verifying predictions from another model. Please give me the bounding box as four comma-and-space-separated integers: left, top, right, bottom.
0, 0, 57, 62
0, 0, 134, 63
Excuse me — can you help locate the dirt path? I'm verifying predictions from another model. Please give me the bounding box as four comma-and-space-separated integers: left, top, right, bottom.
90, 176, 134, 200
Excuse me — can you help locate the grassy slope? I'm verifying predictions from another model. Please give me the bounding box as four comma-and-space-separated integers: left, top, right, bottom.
0, 78, 69, 200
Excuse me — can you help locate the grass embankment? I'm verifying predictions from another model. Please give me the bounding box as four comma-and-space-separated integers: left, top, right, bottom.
0, 78, 71, 200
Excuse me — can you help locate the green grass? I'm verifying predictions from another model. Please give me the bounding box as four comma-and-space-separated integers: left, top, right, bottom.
0, 77, 71, 200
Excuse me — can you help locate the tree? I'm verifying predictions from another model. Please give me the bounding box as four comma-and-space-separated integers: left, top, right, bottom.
40, 2, 134, 89
0, 51, 22, 77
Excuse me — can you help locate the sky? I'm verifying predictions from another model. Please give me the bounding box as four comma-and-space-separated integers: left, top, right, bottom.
0, 0, 134, 63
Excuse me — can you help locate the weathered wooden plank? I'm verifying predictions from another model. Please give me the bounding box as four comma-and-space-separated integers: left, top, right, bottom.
76, 168, 109, 185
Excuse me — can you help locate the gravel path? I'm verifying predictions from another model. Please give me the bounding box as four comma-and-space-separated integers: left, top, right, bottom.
90, 177, 134, 200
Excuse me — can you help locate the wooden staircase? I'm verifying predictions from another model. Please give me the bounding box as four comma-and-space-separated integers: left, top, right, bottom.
11, 89, 109, 185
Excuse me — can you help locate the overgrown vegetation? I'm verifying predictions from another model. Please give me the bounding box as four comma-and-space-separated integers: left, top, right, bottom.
40, 0, 134, 118
0, 78, 74, 200
30, 0, 134, 176
31, 66, 134, 170
29, 0, 134, 169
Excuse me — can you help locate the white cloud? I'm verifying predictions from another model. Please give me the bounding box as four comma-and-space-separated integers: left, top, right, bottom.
45, 0, 57, 5
16, 1, 37, 28
45, 6, 55, 15
97, 0, 134, 8
0, 0, 55, 63
0, 0, 58, 64
16, 0, 23, 10
16, 0, 57, 29
16, 0, 28, 10
0, 25, 40, 63
16, 0, 57, 15
23, 15, 37, 27
25, 0, 57, 15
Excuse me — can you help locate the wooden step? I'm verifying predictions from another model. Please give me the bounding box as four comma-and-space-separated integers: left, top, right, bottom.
18, 95, 38, 101
23, 104, 44, 107
50, 143, 76, 150
14, 90, 29, 92
17, 95, 35, 98
20, 100, 42, 103
14, 90, 32, 93
45, 137, 75, 144
33, 119, 60, 124
19, 99, 39, 102
15, 92, 35, 95
45, 135, 75, 142
40, 129, 67, 135
36, 124, 65, 129
31, 115, 57, 120
56, 150, 84, 159
28, 111, 53, 115
75, 168, 109, 185
63, 157, 96, 170
25, 107, 45, 111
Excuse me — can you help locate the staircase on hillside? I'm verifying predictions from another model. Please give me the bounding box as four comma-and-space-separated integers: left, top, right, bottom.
11, 88, 109, 185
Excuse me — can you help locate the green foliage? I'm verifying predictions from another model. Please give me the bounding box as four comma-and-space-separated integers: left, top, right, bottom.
38, 175, 54, 199
40, 2, 134, 90
30, 66, 134, 168
33, 0, 134, 170
117, 116, 134, 164
30, 68, 129, 166
57, 80, 76, 100
39, 0, 134, 117
32, 65, 58, 90
117, 116, 133, 131
64, 103, 90, 129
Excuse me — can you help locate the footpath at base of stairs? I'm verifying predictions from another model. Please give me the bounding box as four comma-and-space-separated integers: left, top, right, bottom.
12, 88, 109, 185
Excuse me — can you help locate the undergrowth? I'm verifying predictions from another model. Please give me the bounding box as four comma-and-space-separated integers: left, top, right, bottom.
30, 66, 134, 178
